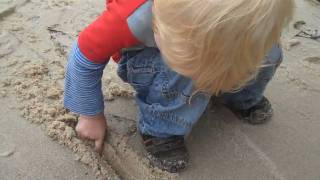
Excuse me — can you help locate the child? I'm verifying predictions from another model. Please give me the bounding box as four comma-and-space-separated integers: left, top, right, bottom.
64, 0, 294, 173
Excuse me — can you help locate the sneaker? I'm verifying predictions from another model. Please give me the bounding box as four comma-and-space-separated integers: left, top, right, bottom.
141, 133, 189, 173
228, 96, 274, 124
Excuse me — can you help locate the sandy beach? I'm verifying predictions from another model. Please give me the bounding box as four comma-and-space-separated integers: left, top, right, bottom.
0, 0, 319, 179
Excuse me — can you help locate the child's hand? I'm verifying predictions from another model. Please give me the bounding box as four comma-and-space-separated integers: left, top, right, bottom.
76, 113, 107, 155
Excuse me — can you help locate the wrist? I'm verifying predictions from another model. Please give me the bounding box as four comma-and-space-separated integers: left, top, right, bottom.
80, 112, 105, 120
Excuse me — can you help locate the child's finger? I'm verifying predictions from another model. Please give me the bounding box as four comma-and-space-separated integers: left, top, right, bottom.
95, 138, 105, 155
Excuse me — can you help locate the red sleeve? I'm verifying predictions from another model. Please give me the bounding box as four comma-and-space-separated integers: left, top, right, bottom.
78, 0, 147, 63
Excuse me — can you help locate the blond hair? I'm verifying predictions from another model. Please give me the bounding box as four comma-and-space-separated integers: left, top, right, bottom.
153, 0, 294, 95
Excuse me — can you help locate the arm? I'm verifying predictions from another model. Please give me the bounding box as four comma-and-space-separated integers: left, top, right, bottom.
64, 42, 106, 116
64, 43, 107, 154
64, 0, 148, 115
64, 0, 148, 153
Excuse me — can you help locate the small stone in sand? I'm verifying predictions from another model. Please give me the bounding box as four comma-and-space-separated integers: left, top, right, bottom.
293, 20, 306, 30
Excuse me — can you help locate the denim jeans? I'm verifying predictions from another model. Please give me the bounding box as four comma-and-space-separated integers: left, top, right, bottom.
117, 45, 283, 137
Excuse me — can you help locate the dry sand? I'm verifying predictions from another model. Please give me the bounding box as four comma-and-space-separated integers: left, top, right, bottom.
0, 0, 319, 180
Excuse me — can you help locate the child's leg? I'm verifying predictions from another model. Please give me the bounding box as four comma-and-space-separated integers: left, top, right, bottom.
117, 48, 210, 137
117, 47, 210, 172
221, 44, 283, 123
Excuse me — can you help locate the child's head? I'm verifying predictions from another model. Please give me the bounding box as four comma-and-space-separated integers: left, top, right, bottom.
153, 0, 294, 95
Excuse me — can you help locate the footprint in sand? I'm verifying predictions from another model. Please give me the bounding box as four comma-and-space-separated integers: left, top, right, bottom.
304, 56, 320, 65
0, 134, 15, 157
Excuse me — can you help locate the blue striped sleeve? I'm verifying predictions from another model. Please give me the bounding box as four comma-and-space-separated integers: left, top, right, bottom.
64, 42, 107, 116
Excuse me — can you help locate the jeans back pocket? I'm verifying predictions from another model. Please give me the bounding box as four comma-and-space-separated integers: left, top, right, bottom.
126, 49, 161, 92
